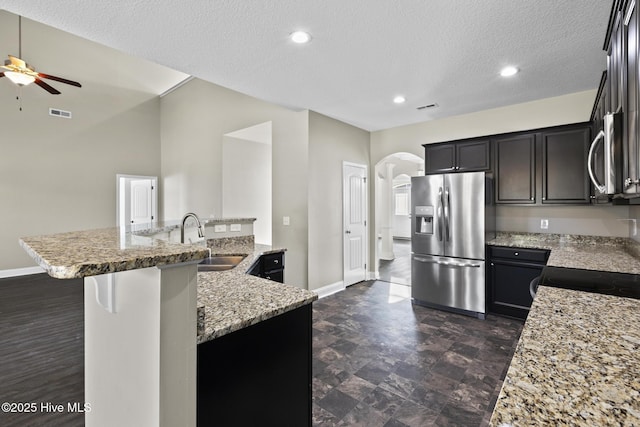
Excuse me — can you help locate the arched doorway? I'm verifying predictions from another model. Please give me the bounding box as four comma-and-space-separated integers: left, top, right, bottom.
374, 152, 424, 286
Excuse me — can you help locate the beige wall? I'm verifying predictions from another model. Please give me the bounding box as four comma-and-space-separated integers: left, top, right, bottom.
628, 205, 640, 242
308, 111, 370, 290
0, 12, 163, 271
160, 79, 310, 287
370, 90, 597, 166
497, 206, 631, 237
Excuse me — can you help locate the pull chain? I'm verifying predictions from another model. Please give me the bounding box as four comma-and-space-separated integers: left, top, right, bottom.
16, 85, 23, 111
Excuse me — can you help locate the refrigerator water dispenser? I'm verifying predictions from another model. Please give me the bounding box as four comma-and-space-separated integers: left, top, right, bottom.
414, 206, 434, 234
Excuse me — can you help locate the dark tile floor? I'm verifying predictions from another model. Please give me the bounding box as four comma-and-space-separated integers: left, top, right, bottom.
311, 281, 523, 427
378, 239, 411, 286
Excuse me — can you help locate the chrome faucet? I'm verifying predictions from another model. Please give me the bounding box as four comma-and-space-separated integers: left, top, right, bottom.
181, 212, 205, 243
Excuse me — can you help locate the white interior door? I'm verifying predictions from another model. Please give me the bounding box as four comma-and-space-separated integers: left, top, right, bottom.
130, 179, 154, 224
343, 162, 368, 286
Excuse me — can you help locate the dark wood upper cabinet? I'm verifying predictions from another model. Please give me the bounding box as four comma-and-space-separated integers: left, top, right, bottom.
424, 139, 490, 174
494, 134, 536, 204
541, 125, 591, 204
456, 140, 491, 172
424, 144, 456, 173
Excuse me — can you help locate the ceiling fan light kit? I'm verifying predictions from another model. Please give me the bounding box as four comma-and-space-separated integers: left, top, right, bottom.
4, 70, 35, 86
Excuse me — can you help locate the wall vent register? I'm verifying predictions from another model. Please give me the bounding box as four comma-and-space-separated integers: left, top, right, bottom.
49, 108, 72, 118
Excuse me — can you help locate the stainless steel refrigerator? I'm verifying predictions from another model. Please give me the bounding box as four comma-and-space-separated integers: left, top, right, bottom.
411, 171, 495, 319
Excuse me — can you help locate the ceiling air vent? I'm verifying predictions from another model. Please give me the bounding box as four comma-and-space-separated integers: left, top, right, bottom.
49, 108, 72, 119
417, 103, 439, 110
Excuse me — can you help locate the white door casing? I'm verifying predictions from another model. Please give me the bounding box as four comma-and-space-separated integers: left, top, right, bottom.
116, 174, 158, 228
343, 162, 368, 286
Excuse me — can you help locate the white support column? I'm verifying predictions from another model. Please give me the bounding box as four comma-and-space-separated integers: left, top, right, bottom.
380, 163, 396, 260
84, 263, 198, 427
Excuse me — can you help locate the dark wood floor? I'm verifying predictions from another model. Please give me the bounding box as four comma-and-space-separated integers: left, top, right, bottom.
378, 239, 411, 286
0, 274, 84, 427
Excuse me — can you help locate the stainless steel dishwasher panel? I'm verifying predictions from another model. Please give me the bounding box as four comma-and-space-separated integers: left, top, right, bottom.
411, 254, 485, 316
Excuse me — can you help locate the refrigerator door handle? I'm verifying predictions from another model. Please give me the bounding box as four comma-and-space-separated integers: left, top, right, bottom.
414, 257, 481, 268
444, 187, 450, 242
437, 187, 444, 241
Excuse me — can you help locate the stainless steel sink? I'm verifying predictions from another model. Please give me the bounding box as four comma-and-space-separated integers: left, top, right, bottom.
198, 255, 246, 272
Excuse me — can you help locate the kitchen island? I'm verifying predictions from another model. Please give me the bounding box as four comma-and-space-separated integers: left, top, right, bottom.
18, 227, 317, 427
490, 285, 640, 426
195, 237, 317, 426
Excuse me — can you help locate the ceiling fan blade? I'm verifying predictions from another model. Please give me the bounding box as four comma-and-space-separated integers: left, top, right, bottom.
34, 78, 61, 95
37, 73, 81, 88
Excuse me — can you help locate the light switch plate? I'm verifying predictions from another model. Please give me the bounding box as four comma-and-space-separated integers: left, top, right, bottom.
540, 219, 549, 230
230, 224, 241, 232
214, 224, 227, 233
283, 216, 290, 226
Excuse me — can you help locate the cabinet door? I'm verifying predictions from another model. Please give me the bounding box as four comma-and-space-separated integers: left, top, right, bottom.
456, 140, 490, 172
624, 1, 640, 195
609, 10, 624, 114
494, 134, 536, 204
541, 126, 591, 204
424, 144, 455, 174
489, 260, 543, 320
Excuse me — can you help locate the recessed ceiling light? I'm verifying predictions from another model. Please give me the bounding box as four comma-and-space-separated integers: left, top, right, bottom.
500, 66, 519, 77
290, 31, 312, 44
393, 96, 406, 104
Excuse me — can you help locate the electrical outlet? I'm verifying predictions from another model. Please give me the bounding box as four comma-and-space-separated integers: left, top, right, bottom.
230, 224, 241, 232
283, 216, 290, 226
540, 219, 549, 230
214, 224, 227, 233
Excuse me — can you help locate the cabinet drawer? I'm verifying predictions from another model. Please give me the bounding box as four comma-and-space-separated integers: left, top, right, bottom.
490, 246, 549, 263
262, 252, 284, 271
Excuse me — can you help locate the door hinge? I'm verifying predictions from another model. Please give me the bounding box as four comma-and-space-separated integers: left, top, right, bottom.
363, 177, 367, 183
364, 263, 367, 269
364, 220, 367, 226
151, 185, 155, 190
151, 215, 154, 220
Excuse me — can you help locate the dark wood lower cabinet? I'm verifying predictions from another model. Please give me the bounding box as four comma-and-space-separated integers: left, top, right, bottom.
248, 251, 285, 283
488, 246, 549, 320
197, 304, 312, 427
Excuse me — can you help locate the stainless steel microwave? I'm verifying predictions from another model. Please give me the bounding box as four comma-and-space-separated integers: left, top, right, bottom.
588, 111, 622, 196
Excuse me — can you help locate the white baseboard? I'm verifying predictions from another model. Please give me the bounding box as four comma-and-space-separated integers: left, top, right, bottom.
0, 266, 46, 279
313, 281, 345, 299
367, 271, 379, 281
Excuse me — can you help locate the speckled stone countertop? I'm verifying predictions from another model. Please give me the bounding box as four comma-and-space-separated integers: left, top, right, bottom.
488, 232, 640, 275
490, 286, 640, 426
19, 227, 210, 279
196, 236, 318, 344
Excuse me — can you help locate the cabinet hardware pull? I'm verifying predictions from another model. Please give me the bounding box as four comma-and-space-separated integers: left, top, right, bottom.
274, 259, 279, 264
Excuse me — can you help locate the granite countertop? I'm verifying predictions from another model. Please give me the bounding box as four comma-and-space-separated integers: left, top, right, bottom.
196, 238, 318, 344
488, 232, 640, 275
490, 286, 640, 426
19, 227, 210, 279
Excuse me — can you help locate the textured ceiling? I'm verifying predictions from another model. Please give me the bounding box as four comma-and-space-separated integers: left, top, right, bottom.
0, 1, 613, 131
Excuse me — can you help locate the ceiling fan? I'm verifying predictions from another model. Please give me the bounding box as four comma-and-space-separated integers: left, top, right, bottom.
0, 16, 81, 95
